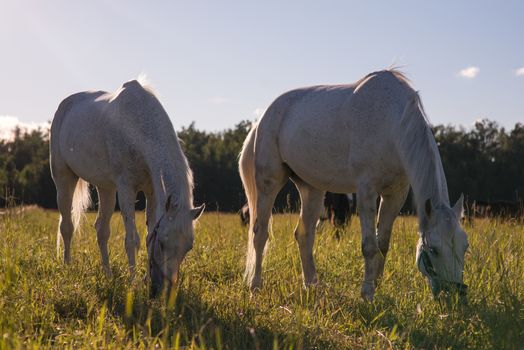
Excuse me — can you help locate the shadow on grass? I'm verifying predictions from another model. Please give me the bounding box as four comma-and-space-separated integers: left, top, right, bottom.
49, 266, 522, 349
356, 293, 523, 349
89, 277, 334, 349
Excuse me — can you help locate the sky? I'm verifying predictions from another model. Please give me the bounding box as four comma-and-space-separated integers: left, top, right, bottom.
0, 0, 523, 136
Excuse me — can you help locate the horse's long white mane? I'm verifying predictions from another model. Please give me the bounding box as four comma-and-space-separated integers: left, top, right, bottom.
134, 76, 194, 212
394, 73, 450, 212
355, 69, 449, 211
112, 75, 194, 215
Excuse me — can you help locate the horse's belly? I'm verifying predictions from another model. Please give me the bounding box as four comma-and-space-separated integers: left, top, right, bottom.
287, 154, 406, 195
285, 154, 356, 192
280, 137, 356, 192
62, 147, 115, 188
279, 122, 405, 194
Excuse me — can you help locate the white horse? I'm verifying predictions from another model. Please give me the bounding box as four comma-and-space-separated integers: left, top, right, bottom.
50, 79, 204, 296
239, 69, 468, 301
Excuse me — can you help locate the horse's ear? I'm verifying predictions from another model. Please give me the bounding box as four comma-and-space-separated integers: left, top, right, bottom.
425, 198, 432, 218
453, 193, 465, 219
191, 204, 205, 220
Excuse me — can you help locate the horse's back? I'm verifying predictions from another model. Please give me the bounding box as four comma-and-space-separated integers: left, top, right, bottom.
50, 90, 115, 186
255, 70, 412, 193
51, 80, 177, 189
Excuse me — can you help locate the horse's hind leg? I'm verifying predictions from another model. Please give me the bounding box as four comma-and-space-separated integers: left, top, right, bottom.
94, 187, 116, 278
375, 186, 409, 280
294, 181, 324, 286
245, 165, 288, 290
55, 170, 78, 264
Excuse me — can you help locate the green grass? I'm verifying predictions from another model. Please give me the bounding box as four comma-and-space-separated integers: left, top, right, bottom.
0, 208, 523, 349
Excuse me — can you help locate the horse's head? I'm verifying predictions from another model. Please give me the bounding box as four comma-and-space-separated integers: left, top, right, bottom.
147, 194, 205, 297
416, 194, 469, 300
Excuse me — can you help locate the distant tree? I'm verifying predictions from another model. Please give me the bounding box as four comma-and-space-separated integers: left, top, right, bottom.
434, 120, 524, 204
1, 119, 523, 212
178, 120, 252, 211
0, 127, 54, 207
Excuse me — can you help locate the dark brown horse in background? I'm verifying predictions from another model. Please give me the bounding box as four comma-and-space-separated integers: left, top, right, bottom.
240, 192, 356, 228
322, 192, 356, 227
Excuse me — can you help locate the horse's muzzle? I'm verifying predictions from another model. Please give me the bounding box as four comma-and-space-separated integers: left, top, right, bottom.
149, 260, 165, 298
419, 250, 468, 301
148, 254, 180, 298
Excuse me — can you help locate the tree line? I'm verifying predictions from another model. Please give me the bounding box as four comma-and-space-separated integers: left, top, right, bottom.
1, 119, 523, 212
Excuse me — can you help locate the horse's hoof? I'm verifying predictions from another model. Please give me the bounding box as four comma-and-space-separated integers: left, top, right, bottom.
361, 292, 374, 302
303, 275, 319, 288
249, 279, 262, 292
360, 281, 375, 302
250, 283, 262, 292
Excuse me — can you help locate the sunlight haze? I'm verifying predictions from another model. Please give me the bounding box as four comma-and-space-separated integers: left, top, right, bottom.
1, 0, 523, 133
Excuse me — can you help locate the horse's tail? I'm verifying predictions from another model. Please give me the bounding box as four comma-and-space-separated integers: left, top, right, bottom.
56, 179, 91, 256
238, 123, 258, 283
72, 179, 91, 231
239, 125, 257, 228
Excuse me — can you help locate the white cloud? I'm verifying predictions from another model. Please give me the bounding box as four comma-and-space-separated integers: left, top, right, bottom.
208, 96, 230, 104
458, 66, 479, 79
515, 67, 524, 77
0, 116, 49, 141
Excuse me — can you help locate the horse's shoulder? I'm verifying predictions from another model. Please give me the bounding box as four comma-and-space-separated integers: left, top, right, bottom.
122, 79, 142, 89
115, 80, 151, 100
355, 69, 413, 92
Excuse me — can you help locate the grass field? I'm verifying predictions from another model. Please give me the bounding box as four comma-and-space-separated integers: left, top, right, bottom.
0, 208, 523, 349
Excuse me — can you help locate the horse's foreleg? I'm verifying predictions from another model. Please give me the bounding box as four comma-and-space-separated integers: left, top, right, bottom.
357, 185, 380, 302
376, 187, 409, 280
117, 185, 140, 278
144, 191, 156, 283
94, 187, 116, 278
295, 183, 324, 287
145, 191, 156, 236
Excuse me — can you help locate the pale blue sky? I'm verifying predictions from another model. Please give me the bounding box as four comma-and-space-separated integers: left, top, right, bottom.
1, 1, 523, 133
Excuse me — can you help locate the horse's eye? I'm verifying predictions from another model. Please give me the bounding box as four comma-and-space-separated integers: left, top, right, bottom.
429, 247, 438, 256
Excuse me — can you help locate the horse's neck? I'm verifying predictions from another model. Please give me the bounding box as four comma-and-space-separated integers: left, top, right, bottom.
410, 148, 449, 218
148, 139, 192, 219
396, 96, 450, 218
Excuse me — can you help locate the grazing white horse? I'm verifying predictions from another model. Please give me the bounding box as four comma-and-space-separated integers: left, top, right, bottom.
239, 69, 468, 301
50, 79, 204, 296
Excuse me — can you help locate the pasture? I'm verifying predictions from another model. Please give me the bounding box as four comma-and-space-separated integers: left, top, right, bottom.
0, 207, 522, 349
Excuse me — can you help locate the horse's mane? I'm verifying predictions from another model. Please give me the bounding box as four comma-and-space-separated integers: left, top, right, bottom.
397, 89, 450, 213
386, 68, 433, 126
353, 68, 417, 100
116, 76, 195, 215
354, 68, 447, 210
